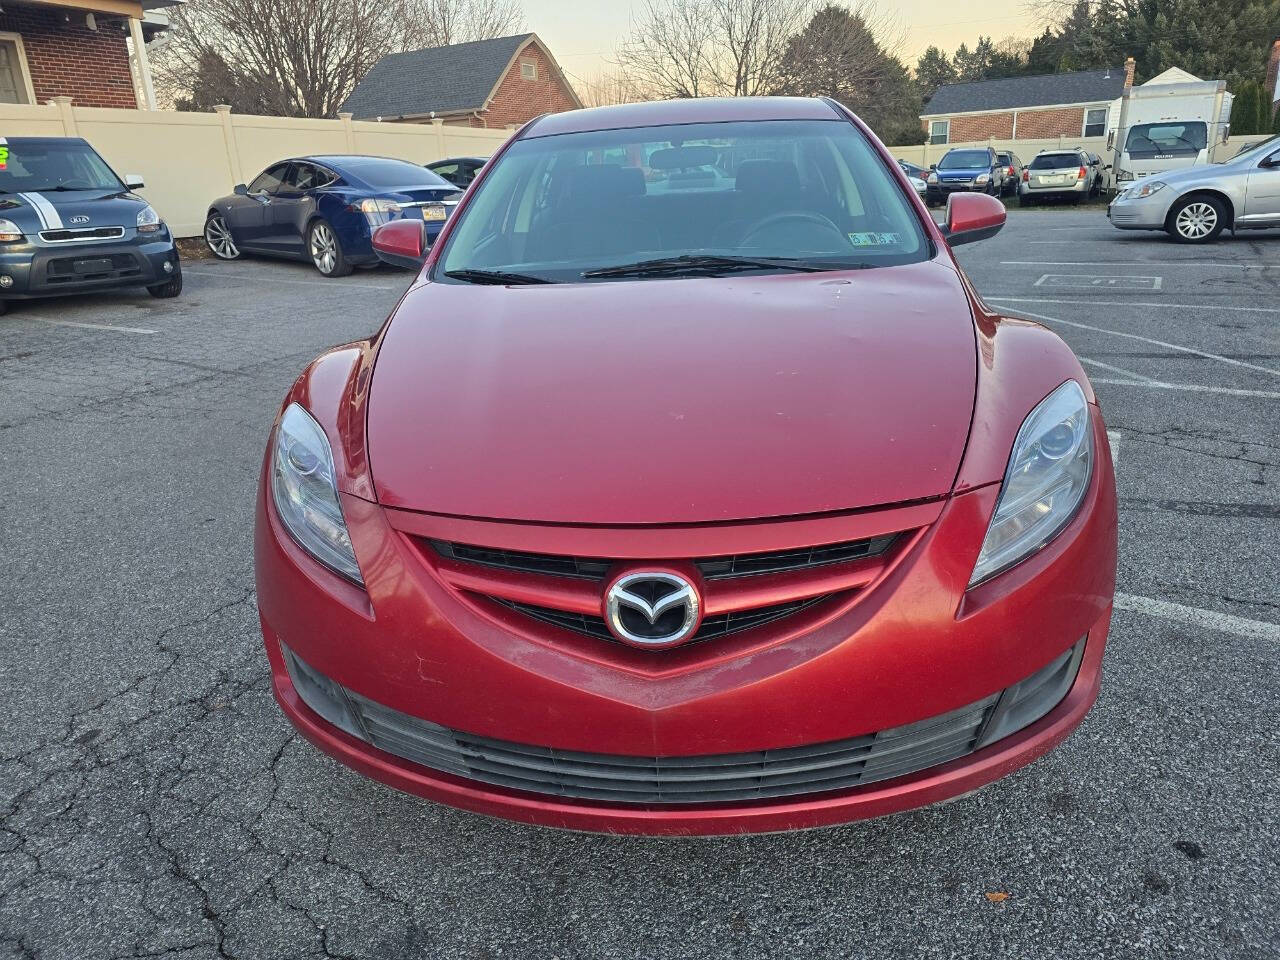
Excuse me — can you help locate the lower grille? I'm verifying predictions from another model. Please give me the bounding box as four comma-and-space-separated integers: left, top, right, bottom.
45, 253, 142, 284
282, 639, 1085, 805
492, 594, 829, 645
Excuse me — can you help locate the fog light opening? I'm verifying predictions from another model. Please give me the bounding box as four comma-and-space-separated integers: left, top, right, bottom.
0, 275, 13, 288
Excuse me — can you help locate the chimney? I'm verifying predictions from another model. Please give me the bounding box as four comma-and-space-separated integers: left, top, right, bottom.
1267, 39, 1280, 105
1123, 56, 1136, 88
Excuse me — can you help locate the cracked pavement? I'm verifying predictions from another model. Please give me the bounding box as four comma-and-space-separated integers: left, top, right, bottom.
1, 214, 1278, 959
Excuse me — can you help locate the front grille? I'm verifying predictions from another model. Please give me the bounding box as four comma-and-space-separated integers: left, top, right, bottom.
281, 640, 1085, 805
492, 595, 829, 645
39, 226, 125, 243
430, 533, 899, 582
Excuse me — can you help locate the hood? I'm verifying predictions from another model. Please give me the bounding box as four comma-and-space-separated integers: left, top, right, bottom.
0, 188, 146, 234
367, 259, 978, 524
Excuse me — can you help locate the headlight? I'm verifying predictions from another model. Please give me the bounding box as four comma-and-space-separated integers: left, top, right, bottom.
0, 217, 22, 242
270, 403, 363, 584
927, 172, 938, 183
1131, 180, 1166, 199
975, 174, 990, 184
359, 197, 402, 226
136, 204, 163, 233
1116, 170, 1134, 182
969, 381, 1093, 587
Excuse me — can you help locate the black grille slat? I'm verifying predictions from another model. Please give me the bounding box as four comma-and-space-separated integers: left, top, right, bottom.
429, 533, 901, 583
492, 595, 828, 646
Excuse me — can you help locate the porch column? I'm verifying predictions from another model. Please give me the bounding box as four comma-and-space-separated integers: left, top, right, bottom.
128, 16, 157, 110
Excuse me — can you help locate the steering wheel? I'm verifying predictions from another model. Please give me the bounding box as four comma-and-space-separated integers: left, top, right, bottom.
739, 210, 848, 250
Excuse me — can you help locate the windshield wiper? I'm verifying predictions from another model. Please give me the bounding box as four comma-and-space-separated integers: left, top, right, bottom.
443, 268, 555, 285
581, 254, 831, 279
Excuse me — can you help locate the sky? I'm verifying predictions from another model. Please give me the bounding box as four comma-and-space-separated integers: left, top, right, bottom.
520, 0, 1043, 87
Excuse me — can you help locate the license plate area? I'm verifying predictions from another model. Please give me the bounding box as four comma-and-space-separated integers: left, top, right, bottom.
73, 257, 113, 274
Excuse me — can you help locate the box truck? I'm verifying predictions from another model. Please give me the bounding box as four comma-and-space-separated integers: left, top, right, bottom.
1109, 80, 1233, 189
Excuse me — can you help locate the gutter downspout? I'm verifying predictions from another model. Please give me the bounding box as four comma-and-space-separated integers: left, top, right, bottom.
128, 17, 156, 110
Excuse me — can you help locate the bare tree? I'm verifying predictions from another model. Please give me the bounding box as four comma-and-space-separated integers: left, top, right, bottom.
617, 0, 815, 99
155, 0, 523, 118
573, 68, 643, 108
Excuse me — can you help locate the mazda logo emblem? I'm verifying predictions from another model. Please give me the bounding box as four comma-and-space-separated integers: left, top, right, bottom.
604, 571, 701, 648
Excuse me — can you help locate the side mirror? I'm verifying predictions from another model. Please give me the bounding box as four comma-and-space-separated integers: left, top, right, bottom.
1106, 132, 1115, 150
372, 219, 428, 269
233, 183, 249, 196
943, 193, 1006, 247
929, 163, 937, 170
124, 174, 145, 189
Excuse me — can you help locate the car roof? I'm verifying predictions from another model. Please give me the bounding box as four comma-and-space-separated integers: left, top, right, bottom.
524, 97, 841, 138
0, 136, 91, 147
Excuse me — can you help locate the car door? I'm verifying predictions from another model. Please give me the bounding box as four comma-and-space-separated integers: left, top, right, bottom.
228, 163, 288, 249
1244, 146, 1280, 222
264, 162, 323, 254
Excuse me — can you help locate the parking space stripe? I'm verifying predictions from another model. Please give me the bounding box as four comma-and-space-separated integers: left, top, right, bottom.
1011, 308, 1280, 378
986, 296, 1280, 315
1081, 357, 1162, 384
34, 319, 157, 335
1114, 593, 1280, 642
1107, 430, 1121, 464
1088, 377, 1280, 399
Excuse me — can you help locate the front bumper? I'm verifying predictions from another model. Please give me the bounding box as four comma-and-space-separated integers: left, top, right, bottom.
1107, 191, 1173, 230
256, 414, 1117, 835
927, 180, 992, 201
0, 232, 178, 298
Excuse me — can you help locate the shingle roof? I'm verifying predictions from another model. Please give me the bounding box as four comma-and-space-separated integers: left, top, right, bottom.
341, 34, 534, 119
923, 67, 1127, 116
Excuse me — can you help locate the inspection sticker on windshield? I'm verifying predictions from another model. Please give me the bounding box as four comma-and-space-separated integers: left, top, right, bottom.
848, 232, 900, 247
0, 146, 8, 171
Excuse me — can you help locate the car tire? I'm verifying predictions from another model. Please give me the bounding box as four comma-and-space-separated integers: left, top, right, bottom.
204, 212, 240, 260
307, 220, 353, 277
1166, 195, 1227, 244
147, 261, 183, 299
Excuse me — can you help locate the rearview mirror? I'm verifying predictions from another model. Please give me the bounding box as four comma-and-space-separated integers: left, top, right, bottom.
372, 219, 428, 270
124, 174, 145, 189
942, 193, 1006, 247
233, 183, 249, 196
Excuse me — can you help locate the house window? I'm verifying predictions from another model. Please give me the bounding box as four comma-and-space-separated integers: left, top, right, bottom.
929, 120, 949, 145
520, 61, 537, 80
1083, 108, 1107, 138
0, 33, 35, 105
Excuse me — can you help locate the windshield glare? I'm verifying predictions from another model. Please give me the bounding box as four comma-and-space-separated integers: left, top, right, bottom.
937, 150, 990, 169
1124, 122, 1208, 158
1030, 154, 1081, 170
436, 119, 929, 283
340, 158, 450, 189
0, 141, 123, 193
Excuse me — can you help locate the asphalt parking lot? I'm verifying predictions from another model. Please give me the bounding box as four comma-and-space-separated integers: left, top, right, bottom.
1, 211, 1277, 960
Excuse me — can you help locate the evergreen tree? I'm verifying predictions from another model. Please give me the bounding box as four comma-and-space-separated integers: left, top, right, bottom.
915, 46, 957, 103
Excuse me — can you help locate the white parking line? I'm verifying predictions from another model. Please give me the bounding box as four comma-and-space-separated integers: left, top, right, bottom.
1114, 593, 1280, 642
34, 318, 157, 335
986, 296, 1280, 315
1011, 308, 1280, 378
182, 268, 403, 291
1034, 274, 1162, 290
1081, 357, 1162, 384
1107, 430, 1121, 464
1087, 377, 1280, 399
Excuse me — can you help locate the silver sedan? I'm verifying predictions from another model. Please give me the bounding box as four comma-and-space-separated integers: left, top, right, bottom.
1108, 135, 1280, 243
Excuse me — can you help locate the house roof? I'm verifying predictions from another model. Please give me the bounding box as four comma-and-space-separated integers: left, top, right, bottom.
923, 67, 1128, 116
342, 33, 573, 120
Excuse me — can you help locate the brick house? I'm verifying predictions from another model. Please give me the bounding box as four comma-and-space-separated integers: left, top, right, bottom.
341, 33, 581, 128
921, 60, 1136, 144
0, 0, 175, 109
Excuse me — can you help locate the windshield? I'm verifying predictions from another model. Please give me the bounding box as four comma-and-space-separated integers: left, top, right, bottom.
1229, 135, 1280, 164
0, 140, 123, 193
1030, 154, 1081, 170
338, 157, 451, 189
437, 119, 929, 283
937, 150, 990, 169
1124, 122, 1208, 158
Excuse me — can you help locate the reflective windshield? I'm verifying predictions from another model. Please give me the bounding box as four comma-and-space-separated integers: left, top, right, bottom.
1124, 122, 1208, 158
437, 119, 929, 283
937, 150, 991, 169
338, 157, 451, 189
1030, 153, 1081, 170
0, 140, 123, 193
1229, 135, 1280, 164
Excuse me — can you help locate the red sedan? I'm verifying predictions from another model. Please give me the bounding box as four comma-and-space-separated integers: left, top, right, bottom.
255, 97, 1117, 835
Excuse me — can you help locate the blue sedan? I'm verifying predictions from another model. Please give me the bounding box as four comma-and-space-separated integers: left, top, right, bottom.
204, 156, 461, 276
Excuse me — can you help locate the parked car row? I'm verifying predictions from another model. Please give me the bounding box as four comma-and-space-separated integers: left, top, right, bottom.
899, 147, 1107, 207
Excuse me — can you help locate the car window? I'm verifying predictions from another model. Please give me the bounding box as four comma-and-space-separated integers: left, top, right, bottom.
431, 162, 459, 180
1030, 153, 1081, 170
249, 163, 289, 194
1124, 122, 1207, 158
339, 157, 452, 189
437, 118, 930, 284
0, 139, 123, 193
937, 150, 991, 169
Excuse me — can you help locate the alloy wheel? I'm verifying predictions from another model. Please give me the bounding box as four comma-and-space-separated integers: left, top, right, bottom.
205, 215, 239, 259
310, 223, 338, 274
1175, 202, 1217, 240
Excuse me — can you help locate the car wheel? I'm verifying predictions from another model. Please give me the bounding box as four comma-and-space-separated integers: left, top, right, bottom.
308, 220, 352, 277
204, 213, 240, 260
147, 260, 183, 298
1167, 195, 1226, 244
